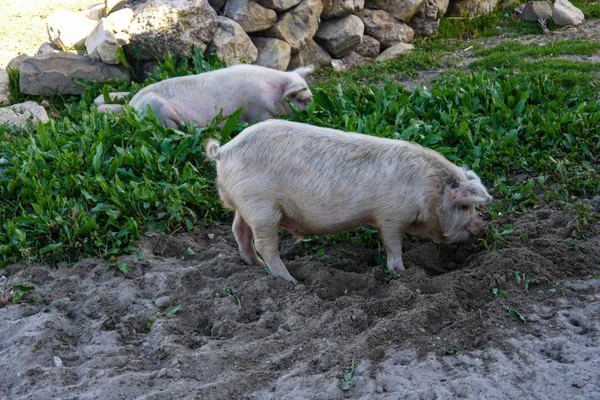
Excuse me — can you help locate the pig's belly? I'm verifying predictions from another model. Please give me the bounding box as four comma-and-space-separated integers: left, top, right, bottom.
279, 208, 376, 237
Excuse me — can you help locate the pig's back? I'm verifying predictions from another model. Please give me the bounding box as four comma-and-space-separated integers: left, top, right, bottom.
218, 120, 433, 195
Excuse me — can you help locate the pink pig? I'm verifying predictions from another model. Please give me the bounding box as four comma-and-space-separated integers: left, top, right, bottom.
206, 120, 493, 283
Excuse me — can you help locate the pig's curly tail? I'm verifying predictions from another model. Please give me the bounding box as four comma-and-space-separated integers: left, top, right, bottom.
205, 139, 221, 161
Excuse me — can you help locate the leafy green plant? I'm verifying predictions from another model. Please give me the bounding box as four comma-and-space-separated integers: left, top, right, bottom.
1, 275, 35, 304
506, 306, 527, 324
339, 358, 357, 391
220, 285, 242, 310
145, 304, 183, 330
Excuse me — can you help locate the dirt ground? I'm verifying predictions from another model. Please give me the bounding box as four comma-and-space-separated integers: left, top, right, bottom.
0, 0, 92, 69
1, 205, 599, 399
1, 1, 600, 399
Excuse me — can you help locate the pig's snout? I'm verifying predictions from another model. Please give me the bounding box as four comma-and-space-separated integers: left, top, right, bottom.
465, 219, 486, 238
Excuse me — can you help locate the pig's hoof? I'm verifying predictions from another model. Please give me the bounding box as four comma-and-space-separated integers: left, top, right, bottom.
388, 263, 406, 272
276, 274, 298, 284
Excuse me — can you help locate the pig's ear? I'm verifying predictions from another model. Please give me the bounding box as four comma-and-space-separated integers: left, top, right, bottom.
462, 167, 482, 183
291, 65, 314, 78
446, 181, 493, 206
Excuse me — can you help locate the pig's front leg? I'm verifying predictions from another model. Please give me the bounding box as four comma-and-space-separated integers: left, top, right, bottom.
378, 225, 407, 272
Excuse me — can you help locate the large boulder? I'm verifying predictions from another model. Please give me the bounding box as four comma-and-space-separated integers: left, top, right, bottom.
264, 0, 324, 51
364, 0, 425, 22
224, 0, 277, 33
0, 102, 49, 130
435, 0, 450, 16
355, 35, 380, 57
358, 8, 413, 49
521, 1, 552, 21
287, 39, 332, 69
127, 0, 218, 61
256, 0, 304, 11
86, 18, 121, 64
315, 14, 364, 58
251, 37, 292, 70
552, 0, 585, 26
409, 0, 441, 36
375, 42, 414, 62
106, 8, 134, 33
46, 11, 98, 49
19, 53, 130, 96
86, 3, 107, 20
447, 0, 497, 16
207, 17, 258, 66
0, 68, 9, 106
321, 0, 365, 18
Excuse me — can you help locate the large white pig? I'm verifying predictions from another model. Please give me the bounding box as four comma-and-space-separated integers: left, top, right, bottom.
206, 120, 493, 283
124, 64, 314, 128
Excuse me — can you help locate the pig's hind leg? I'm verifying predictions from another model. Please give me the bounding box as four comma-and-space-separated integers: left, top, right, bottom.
233, 212, 264, 266
142, 94, 182, 129
245, 204, 298, 284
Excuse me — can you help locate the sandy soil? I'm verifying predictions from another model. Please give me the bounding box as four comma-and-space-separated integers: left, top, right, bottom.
1, 205, 599, 399
0, 0, 92, 68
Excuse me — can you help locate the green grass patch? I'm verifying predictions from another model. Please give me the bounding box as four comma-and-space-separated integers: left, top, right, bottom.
475, 40, 600, 58
571, 0, 600, 18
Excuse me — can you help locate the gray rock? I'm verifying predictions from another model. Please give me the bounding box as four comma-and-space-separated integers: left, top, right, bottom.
19, 53, 130, 96
97, 104, 125, 113
552, 0, 585, 26
0, 101, 49, 130
408, 15, 440, 36
256, 0, 304, 11
365, 0, 425, 22
105, 0, 128, 14
46, 11, 98, 49
435, 0, 450, 16
7, 54, 31, 72
447, 0, 498, 16
315, 14, 364, 58
127, 0, 218, 61
37, 42, 61, 55
94, 91, 130, 106
86, 3, 107, 20
358, 8, 414, 49
86, 18, 121, 64
106, 8, 134, 33
264, 0, 324, 51
139, 60, 159, 81
355, 35, 380, 57
288, 39, 332, 69
251, 37, 292, 70
0, 68, 10, 106
207, 17, 258, 66
321, 0, 365, 18
154, 296, 172, 309
224, 0, 277, 33
521, 1, 552, 21
376, 42, 414, 62
114, 31, 131, 46
208, 0, 227, 10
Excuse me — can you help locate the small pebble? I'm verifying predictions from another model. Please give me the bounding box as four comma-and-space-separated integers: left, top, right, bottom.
154, 296, 171, 309
157, 368, 168, 379
294, 284, 306, 291
208, 233, 215, 240
415, 288, 422, 294
53, 356, 63, 368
